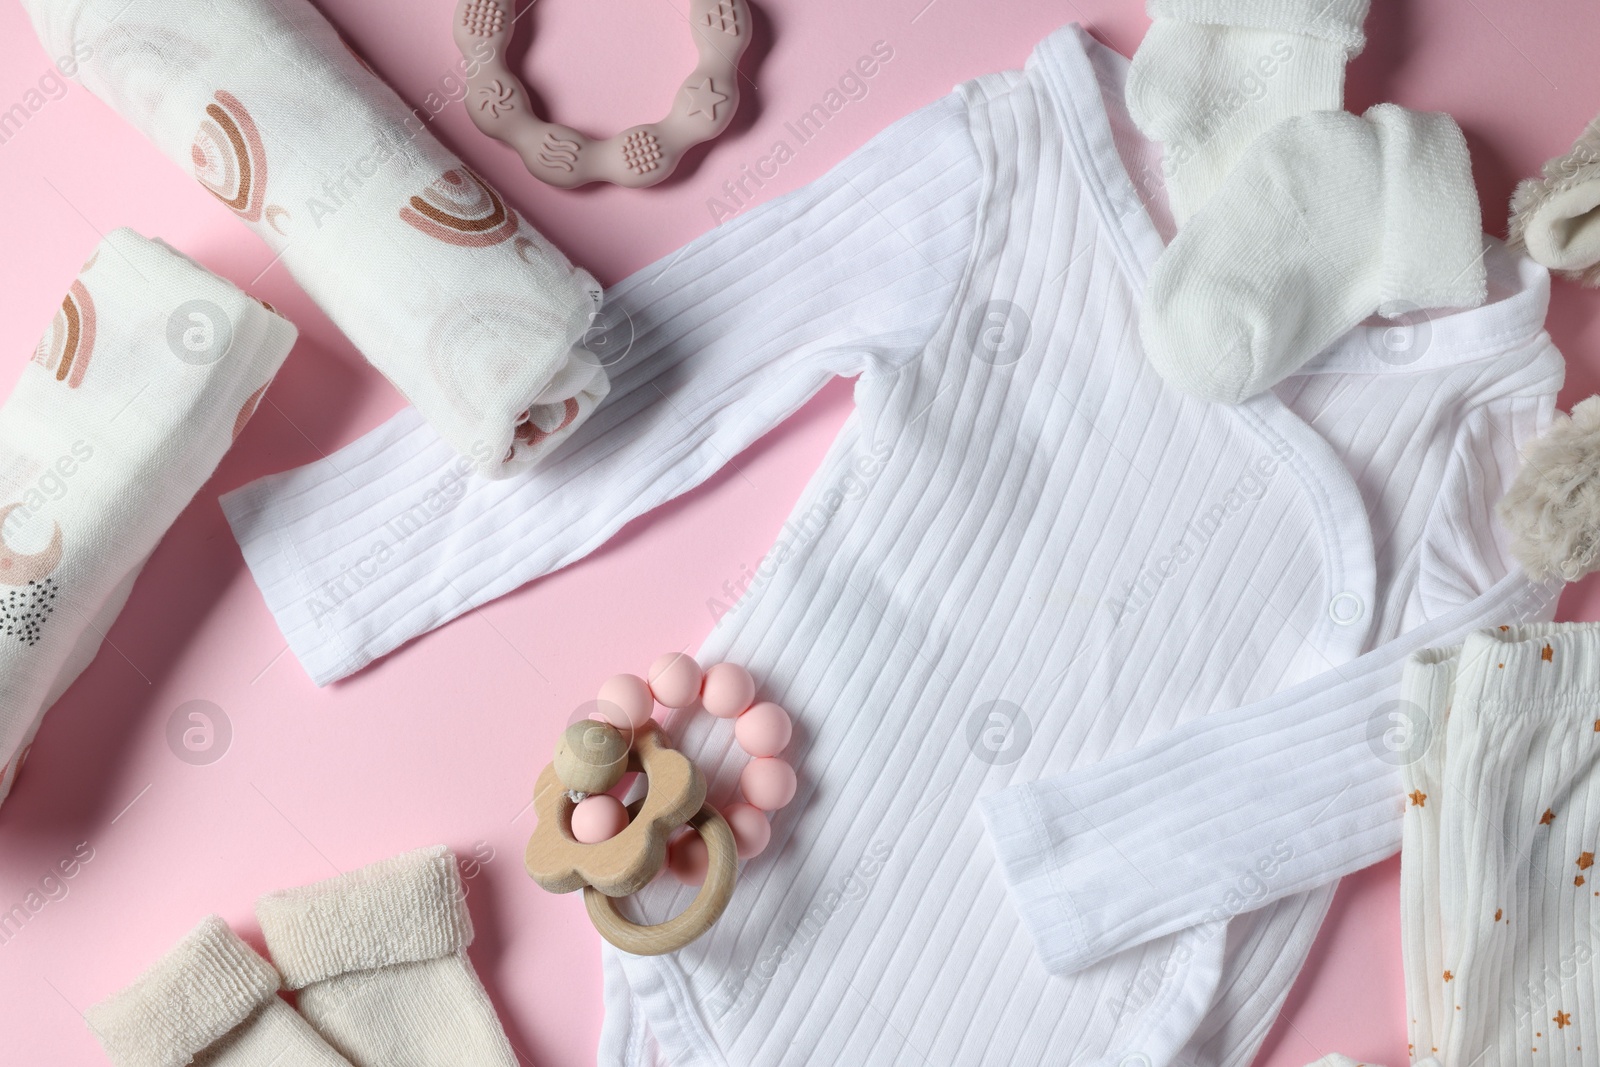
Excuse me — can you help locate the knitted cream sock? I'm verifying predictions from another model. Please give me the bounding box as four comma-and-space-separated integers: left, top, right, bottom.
1127, 0, 1372, 222
256, 846, 517, 1067
1142, 103, 1487, 405
86, 916, 352, 1067
1509, 116, 1600, 286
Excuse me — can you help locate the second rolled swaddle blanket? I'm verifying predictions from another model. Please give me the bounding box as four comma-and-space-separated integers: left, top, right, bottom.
0, 229, 297, 810
23, 0, 608, 479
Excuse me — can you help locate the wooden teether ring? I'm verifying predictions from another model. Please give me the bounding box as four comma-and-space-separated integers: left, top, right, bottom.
525, 721, 706, 897
452, 0, 753, 189
584, 802, 737, 955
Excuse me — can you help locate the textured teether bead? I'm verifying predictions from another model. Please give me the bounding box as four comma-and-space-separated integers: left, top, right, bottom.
740, 757, 797, 811
734, 701, 792, 757
667, 829, 710, 886
598, 672, 655, 728
571, 794, 629, 843
554, 720, 629, 794
724, 802, 771, 860
648, 652, 703, 709
701, 662, 755, 718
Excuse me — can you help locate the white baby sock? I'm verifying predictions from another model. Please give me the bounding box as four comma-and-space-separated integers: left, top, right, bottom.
0, 229, 297, 809
1141, 103, 1487, 405
87, 915, 352, 1067
256, 846, 518, 1067
1127, 0, 1372, 222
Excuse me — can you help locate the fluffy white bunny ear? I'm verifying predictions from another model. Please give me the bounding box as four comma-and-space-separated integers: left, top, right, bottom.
1499, 396, 1600, 581
1509, 117, 1600, 287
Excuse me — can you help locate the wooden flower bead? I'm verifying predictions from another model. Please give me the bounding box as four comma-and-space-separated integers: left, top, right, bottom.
554, 720, 629, 795
526, 722, 707, 897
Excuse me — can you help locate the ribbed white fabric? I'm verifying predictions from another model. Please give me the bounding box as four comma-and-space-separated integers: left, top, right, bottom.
0, 229, 296, 810
1316, 624, 1600, 1067
22, 0, 607, 479
1143, 104, 1487, 404
256, 846, 516, 1067
87, 915, 352, 1067
1399, 646, 1459, 1062
221, 26, 1565, 1067
1431, 625, 1600, 1067
1128, 0, 1371, 221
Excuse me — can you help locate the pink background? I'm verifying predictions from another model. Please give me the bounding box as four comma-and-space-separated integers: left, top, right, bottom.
0, 0, 1595, 1063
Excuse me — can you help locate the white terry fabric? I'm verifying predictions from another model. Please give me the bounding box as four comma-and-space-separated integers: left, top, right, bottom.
1128, 0, 1370, 222
0, 229, 296, 809
1149, 0, 1371, 49
87, 915, 352, 1067
23, 0, 607, 480
222, 25, 1564, 1067
1143, 104, 1487, 404
256, 845, 517, 1067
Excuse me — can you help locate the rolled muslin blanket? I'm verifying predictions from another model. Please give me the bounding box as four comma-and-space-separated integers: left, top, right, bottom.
0, 230, 297, 808
1510, 116, 1600, 286
22, 0, 609, 478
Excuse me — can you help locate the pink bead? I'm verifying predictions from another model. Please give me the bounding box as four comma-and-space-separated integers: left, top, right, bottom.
701, 662, 756, 718
570, 795, 629, 844
723, 802, 771, 860
740, 757, 797, 811
734, 701, 792, 757
647, 652, 703, 709
597, 673, 654, 728
667, 829, 709, 885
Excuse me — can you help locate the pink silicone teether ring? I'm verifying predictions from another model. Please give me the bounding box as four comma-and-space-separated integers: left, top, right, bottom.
453, 0, 753, 189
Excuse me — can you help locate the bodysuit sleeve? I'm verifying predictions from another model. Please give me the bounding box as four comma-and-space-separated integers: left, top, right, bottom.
980, 569, 1559, 977
221, 91, 983, 686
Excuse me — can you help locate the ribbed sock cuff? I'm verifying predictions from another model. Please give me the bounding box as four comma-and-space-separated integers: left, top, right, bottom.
1148, 0, 1371, 52
256, 846, 472, 989
1369, 105, 1487, 315
86, 916, 282, 1067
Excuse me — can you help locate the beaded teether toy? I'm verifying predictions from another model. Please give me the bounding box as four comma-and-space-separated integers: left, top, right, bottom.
452, 0, 753, 189
525, 653, 795, 955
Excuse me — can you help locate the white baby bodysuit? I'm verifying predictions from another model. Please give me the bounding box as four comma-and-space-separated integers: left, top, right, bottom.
222, 25, 1565, 1067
